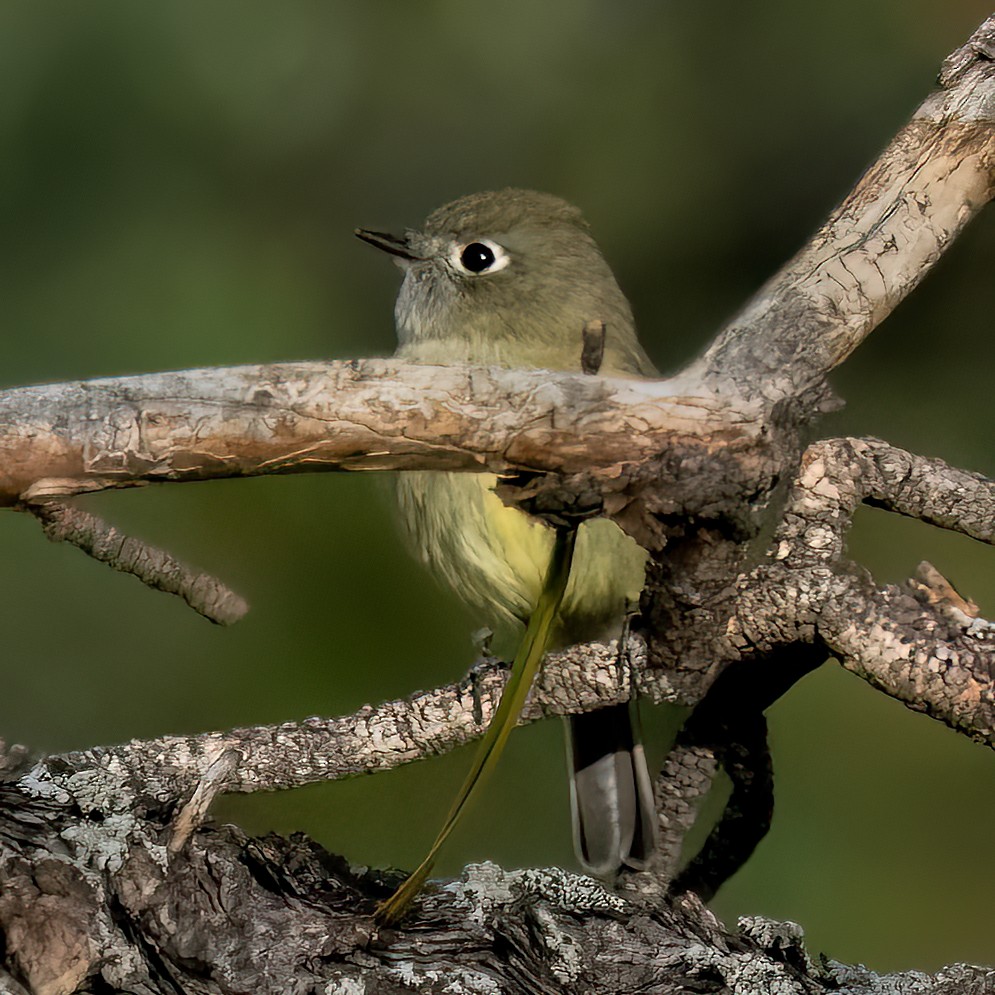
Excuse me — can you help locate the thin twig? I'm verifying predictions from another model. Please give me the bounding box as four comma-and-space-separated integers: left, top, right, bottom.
169, 747, 242, 853
27, 500, 248, 626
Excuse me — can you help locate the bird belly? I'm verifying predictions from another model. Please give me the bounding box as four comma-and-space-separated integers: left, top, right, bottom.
395, 471, 646, 641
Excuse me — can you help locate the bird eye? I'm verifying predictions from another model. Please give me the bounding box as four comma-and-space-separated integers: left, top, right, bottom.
461, 242, 495, 272
451, 238, 510, 276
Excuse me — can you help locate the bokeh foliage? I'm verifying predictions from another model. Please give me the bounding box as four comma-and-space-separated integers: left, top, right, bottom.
0, 0, 992, 973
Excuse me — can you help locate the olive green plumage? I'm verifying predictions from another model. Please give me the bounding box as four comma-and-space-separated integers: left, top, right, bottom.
385, 189, 654, 642
357, 189, 657, 920
392, 190, 655, 377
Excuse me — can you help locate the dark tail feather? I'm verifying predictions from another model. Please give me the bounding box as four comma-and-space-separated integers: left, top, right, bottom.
566, 702, 657, 878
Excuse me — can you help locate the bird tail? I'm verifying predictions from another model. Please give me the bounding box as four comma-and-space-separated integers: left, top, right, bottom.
567, 701, 657, 877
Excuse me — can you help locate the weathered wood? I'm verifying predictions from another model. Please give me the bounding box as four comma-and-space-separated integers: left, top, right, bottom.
0, 362, 758, 505
696, 15, 995, 398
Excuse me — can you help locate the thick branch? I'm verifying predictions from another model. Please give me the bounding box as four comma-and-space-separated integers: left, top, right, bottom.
6, 3, 995, 518
2, 14, 993, 521
6, 790, 993, 995
696, 15, 995, 397
0, 361, 760, 508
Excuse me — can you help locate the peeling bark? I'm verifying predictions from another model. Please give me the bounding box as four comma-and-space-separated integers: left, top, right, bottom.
0, 362, 760, 504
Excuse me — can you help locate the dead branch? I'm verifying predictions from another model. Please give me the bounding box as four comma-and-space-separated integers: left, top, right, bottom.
3, 768, 995, 995
696, 14, 995, 398
730, 437, 995, 743
19, 638, 658, 811
26, 499, 248, 625
0, 361, 760, 509
0, 20, 992, 513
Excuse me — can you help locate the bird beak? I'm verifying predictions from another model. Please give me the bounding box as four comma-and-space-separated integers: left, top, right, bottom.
354, 228, 422, 261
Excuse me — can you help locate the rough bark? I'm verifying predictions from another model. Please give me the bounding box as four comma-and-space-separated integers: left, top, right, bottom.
1, 14, 995, 995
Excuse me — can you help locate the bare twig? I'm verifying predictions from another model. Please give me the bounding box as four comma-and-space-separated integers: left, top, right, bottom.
27, 499, 248, 626
169, 747, 242, 853
913, 560, 981, 619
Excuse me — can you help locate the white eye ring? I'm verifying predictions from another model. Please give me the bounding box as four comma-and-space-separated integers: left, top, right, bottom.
449, 238, 511, 276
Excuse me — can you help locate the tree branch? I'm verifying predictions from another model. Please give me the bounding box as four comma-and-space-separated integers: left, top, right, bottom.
0, 361, 760, 507
826, 572, 995, 739
696, 15, 995, 398
731, 437, 995, 743
26, 499, 248, 625
3, 16, 995, 515
7, 776, 995, 995
27, 638, 667, 810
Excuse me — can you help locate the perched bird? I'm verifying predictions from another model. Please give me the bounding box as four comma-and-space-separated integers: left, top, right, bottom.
356, 189, 657, 920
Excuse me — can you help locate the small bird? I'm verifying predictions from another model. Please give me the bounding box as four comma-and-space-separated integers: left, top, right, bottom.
357, 189, 657, 921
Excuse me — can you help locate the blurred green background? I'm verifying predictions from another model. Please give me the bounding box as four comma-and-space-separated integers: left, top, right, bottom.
1, 0, 992, 974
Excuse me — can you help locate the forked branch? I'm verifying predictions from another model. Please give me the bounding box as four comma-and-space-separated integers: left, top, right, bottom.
732, 437, 995, 743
